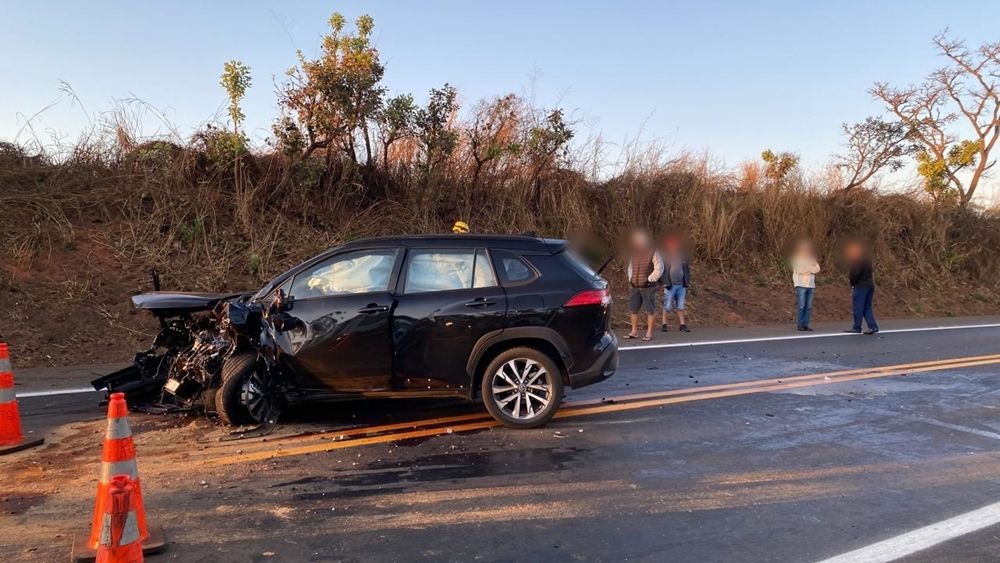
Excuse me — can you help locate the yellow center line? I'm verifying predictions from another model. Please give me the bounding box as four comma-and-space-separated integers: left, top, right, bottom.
198, 353, 1000, 456
554, 357, 1000, 419
203, 355, 1000, 466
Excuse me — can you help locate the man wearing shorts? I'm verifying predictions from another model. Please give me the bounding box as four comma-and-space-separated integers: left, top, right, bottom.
626, 230, 663, 341
660, 233, 690, 332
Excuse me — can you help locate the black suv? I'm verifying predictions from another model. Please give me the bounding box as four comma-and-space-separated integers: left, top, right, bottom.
96, 235, 618, 428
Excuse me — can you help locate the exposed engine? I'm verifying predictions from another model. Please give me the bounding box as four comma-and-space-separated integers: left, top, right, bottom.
91, 286, 254, 413
161, 321, 234, 405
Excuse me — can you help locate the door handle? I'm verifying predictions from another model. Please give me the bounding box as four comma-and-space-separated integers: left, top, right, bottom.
464, 298, 496, 307
358, 304, 389, 314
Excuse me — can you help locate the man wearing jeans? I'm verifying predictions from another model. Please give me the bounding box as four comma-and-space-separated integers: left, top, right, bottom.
791, 239, 820, 331
660, 233, 690, 333
844, 240, 878, 335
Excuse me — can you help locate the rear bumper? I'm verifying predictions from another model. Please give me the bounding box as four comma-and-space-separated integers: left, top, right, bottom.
567, 333, 618, 389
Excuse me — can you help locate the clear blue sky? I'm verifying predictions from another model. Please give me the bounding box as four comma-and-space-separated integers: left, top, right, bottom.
2, 0, 999, 194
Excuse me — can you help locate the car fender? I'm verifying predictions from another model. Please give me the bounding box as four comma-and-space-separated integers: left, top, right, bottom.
466, 327, 572, 383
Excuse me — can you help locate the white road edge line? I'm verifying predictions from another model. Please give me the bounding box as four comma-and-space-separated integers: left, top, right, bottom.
920, 419, 1000, 442
17, 387, 98, 398
620, 323, 1000, 351
815, 499, 1000, 563
14, 322, 1000, 398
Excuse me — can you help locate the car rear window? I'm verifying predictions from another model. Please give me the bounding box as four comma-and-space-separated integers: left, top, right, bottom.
560, 250, 601, 280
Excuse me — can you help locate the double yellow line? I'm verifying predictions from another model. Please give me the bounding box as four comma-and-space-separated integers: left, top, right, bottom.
204, 353, 1000, 466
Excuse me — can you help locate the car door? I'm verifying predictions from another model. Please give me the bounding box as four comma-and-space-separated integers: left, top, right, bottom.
392, 247, 507, 392
275, 248, 401, 393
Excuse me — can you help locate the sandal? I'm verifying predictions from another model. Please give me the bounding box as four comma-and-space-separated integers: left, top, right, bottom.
642, 335, 652, 341
624, 333, 638, 339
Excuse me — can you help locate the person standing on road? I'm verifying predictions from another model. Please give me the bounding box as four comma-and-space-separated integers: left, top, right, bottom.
659, 233, 691, 333
626, 229, 663, 341
844, 240, 879, 335
791, 239, 820, 332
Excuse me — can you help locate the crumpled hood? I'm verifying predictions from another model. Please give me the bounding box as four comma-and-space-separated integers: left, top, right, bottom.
131, 291, 243, 314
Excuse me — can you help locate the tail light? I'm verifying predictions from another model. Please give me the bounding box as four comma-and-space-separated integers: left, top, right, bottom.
564, 288, 611, 308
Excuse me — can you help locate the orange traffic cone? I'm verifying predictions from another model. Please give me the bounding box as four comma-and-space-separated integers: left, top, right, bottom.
0, 342, 44, 455
71, 392, 166, 562
88, 392, 150, 549
95, 475, 144, 563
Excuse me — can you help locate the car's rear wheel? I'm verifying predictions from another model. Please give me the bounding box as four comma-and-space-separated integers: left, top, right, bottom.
215, 352, 273, 426
481, 347, 564, 429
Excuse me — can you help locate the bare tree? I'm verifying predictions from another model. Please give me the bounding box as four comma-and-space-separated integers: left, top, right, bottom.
871, 33, 1000, 206
467, 94, 521, 198
836, 117, 913, 191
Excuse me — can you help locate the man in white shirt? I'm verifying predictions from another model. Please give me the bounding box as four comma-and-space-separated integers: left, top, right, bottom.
791, 239, 821, 331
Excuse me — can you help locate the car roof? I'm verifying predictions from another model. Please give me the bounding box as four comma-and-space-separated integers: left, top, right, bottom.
340, 234, 567, 253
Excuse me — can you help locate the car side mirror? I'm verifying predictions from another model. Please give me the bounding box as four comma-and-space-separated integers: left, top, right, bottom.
268, 289, 294, 315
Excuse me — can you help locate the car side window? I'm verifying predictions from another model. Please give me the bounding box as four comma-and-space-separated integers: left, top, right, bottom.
404, 249, 477, 294
473, 249, 498, 288
502, 257, 533, 282
490, 250, 540, 286
289, 250, 397, 299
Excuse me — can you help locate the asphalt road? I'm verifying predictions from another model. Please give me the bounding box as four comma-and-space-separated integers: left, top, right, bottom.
4, 319, 1000, 562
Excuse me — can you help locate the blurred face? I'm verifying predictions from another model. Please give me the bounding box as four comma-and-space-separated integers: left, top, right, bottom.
664, 236, 681, 252
796, 240, 814, 257
630, 231, 649, 249
844, 241, 864, 261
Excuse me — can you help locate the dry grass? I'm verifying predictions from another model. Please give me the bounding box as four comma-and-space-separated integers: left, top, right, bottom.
1, 108, 999, 366
3, 125, 999, 292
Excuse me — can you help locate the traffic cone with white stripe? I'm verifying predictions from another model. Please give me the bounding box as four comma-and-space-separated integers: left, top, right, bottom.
95, 474, 144, 563
89, 392, 149, 549
72, 392, 166, 562
0, 342, 44, 455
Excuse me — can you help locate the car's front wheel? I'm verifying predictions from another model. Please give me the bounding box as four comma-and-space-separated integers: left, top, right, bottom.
481, 347, 564, 429
215, 352, 274, 426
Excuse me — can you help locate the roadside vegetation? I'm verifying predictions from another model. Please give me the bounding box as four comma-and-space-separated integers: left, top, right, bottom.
1, 14, 999, 366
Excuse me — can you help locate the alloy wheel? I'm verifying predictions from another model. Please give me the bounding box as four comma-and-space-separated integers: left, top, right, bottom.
240, 370, 274, 423
490, 358, 553, 420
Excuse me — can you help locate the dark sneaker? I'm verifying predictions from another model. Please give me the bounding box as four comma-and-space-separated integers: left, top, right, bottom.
863, 329, 879, 335
661, 324, 669, 333
797, 325, 806, 331
679, 324, 690, 333
844, 329, 862, 333
802, 326, 814, 332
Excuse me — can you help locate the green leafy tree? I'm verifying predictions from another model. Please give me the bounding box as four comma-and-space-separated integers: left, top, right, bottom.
872, 33, 1000, 206
760, 149, 799, 187
220, 60, 252, 133
527, 108, 574, 207
276, 12, 386, 169
376, 93, 417, 173
915, 140, 983, 203
415, 84, 459, 171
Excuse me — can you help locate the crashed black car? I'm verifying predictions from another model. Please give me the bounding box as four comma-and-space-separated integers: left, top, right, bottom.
94, 235, 618, 428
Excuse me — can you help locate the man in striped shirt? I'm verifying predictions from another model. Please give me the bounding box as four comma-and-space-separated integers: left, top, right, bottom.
625, 229, 663, 341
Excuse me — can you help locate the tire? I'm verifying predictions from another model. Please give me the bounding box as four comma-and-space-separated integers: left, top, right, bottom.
215, 352, 266, 426
481, 347, 564, 429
